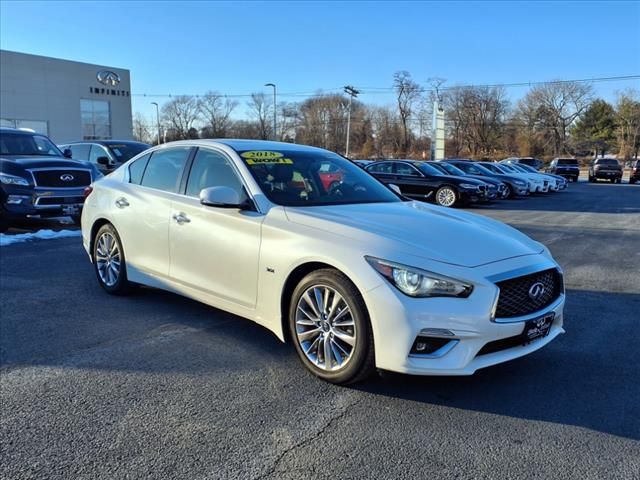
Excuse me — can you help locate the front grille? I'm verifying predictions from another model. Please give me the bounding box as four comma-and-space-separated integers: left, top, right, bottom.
495, 268, 562, 318
31, 170, 91, 188
36, 196, 85, 206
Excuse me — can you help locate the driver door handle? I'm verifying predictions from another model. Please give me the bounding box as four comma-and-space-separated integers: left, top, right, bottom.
172, 212, 191, 224
115, 197, 129, 208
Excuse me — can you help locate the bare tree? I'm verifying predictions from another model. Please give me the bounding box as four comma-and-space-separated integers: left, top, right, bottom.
161, 95, 200, 139
393, 71, 421, 154
132, 112, 152, 144
248, 93, 272, 140
616, 89, 640, 160
199, 91, 238, 138
522, 81, 593, 155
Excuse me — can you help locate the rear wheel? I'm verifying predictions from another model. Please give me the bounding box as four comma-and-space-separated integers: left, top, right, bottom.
289, 269, 375, 384
435, 186, 457, 207
93, 223, 132, 295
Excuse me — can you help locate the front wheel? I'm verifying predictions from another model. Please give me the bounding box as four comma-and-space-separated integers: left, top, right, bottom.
503, 184, 512, 199
289, 269, 375, 384
93, 223, 132, 295
435, 186, 457, 207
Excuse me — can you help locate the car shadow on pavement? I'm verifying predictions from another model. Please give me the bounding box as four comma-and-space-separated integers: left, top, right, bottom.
352, 288, 640, 441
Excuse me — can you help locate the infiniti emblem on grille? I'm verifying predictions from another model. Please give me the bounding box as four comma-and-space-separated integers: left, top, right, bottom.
60, 174, 75, 182
528, 282, 546, 301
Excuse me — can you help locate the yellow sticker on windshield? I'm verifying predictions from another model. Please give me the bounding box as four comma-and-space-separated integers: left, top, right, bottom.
241, 151, 283, 160
245, 157, 293, 165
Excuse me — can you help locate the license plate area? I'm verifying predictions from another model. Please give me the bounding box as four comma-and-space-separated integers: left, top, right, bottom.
521, 312, 554, 343
62, 205, 80, 215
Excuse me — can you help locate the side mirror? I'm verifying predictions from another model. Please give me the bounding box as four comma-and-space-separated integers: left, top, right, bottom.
200, 186, 247, 209
96, 156, 110, 166
388, 184, 402, 195
63, 148, 72, 159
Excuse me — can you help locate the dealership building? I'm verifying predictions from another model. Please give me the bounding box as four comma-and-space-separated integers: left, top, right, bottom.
0, 50, 133, 144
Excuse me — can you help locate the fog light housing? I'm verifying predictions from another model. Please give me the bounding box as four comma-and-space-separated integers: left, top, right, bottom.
410, 336, 455, 356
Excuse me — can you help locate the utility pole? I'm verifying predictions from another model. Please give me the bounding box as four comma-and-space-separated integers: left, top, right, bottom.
265, 83, 277, 140
343, 85, 359, 157
151, 102, 161, 145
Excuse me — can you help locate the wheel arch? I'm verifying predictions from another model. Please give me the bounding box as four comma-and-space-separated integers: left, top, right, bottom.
89, 218, 113, 259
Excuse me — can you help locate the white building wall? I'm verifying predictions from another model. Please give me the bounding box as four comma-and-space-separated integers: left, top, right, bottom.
0, 50, 132, 144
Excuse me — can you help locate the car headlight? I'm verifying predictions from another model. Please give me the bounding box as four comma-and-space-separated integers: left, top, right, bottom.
365, 256, 473, 298
0, 172, 30, 186
459, 183, 479, 190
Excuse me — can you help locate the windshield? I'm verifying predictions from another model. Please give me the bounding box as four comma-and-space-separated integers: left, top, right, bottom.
479, 162, 504, 174
415, 162, 444, 176
557, 159, 578, 165
496, 163, 517, 173
509, 164, 529, 173
237, 149, 402, 207
436, 162, 466, 176
0, 132, 63, 157
105, 143, 150, 163
518, 164, 538, 173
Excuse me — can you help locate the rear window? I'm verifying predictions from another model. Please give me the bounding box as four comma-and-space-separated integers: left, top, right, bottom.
557, 159, 578, 165
596, 159, 619, 165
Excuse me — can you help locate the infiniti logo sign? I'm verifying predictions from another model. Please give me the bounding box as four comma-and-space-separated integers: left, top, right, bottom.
96, 70, 121, 86
60, 174, 75, 182
528, 282, 546, 301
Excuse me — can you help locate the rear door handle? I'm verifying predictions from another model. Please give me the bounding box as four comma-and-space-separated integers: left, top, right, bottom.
172, 212, 191, 224
115, 197, 129, 208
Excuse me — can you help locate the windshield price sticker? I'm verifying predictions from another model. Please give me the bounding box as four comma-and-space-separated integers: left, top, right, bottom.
241, 151, 293, 165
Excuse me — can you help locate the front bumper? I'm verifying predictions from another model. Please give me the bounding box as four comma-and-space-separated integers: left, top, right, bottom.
364, 256, 565, 375
2, 184, 86, 218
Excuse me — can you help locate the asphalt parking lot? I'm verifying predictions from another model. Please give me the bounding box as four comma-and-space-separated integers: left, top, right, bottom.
1, 181, 639, 479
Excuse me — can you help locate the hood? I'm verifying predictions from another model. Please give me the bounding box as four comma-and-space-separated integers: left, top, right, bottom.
0, 155, 93, 170
441, 175, 486, 186
285, 201, 543, 268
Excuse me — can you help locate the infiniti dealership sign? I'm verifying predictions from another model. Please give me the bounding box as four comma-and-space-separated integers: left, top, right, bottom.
96, 70, 121, 86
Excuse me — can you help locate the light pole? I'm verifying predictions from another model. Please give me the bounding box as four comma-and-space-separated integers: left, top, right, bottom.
343, 85, 360, 157
151, 102, 161, 145
265, 83, 277, 141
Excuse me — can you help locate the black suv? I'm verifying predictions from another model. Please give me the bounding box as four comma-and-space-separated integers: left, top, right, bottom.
365, 160, 491, 207
588, 158, 623, 183
547, 157, 580, 182
59, 140, 150, 174
0, 128, 101, 231
630, 159, 640, 184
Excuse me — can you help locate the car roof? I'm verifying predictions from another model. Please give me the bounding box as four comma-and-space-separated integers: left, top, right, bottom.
0, 127, 41, 136
214, 139, 328, 153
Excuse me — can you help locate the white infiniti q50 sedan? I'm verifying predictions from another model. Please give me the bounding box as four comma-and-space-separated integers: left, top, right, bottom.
81, 140, 565, 384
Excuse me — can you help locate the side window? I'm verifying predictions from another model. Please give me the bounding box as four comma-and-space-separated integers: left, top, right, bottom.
69, 144, 90, 160
140, 147, 191, 193
128, 153, 151, 185
367, 162, 393, 174
89, 144, 110, 164
396, 163, 421, 176
185, 148, 247, 200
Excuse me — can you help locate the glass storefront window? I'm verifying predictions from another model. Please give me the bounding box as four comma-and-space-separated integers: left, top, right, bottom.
80, 99, 111, 140
1, 118, 49, 135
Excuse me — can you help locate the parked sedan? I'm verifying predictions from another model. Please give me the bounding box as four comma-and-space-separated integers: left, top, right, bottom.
427, 161, 507, 199
502, 161, 564, 191
445, 160, 529, 198
59, 140, 151, 174
81, 139, 565, 384
493, 162, 548, 192
630, 159, 640, 184
366, 160, 490, 207
513, 163, 568, 190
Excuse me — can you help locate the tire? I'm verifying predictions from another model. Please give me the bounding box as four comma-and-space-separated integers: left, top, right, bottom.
503, 184, 513, 199
588, 176, 594, 183
288, 268, 375, 385
435, 186, 457, 207
92, 223, 132, 295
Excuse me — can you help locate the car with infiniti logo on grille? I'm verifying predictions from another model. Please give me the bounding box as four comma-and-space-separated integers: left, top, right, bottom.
81, 139, 565, 384
0, 128, 102, 231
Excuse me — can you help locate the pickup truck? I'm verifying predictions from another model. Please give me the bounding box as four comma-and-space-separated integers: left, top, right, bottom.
589, 158, 623, 183
547, 158, 580, 182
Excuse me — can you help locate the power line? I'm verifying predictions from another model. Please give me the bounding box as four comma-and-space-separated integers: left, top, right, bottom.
131, 75, 639, 100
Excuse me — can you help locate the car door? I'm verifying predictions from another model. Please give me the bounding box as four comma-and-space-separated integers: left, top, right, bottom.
168, 147, 263, 308
112, 146, 193, 280
393, 162, 434, 199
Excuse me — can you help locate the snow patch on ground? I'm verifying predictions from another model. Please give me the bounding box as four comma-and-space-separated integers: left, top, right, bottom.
0, 229, 81, 247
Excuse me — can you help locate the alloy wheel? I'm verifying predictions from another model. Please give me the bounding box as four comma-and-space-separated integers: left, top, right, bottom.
436, 187, 456, 207
294, 284, 356, 371
95, 232, 121, 287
